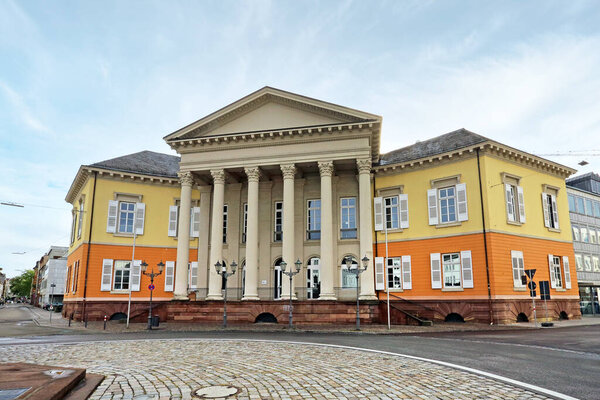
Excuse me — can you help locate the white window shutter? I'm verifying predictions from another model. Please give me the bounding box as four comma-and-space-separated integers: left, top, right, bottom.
189, 261, 198, 289
135, 203, 145, 235
399, 194, 409, 229
542, 193, 550, 228
505, 184, 515, 222
101, 259, 113, 291
131, 260, 142, 291
401, 255, 412, 290
456, 183, 468, 221
374, 257, 385, 290
106, 200, 118, 233
430, 253, 442, 289
427, 189, 438, 225
461, 250, 474, 288
190, 207, 201, 238
548, 254, 556, 289
164, 261, 175, 292
563, 256, 571, 289
511, 250, 523, 287
168, 205, 179, 237
551, 195, 559, 229
517, 186, 526, 223
374, 197, 384, 231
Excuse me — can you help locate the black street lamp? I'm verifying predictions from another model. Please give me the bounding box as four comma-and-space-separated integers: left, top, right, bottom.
281, 259, 302, 329
142, 261, 164, 330
215, 260, 237, 328
345, 255, 369, 331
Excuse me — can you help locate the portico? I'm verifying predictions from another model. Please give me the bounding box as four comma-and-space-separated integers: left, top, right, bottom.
165, 87, 381, 302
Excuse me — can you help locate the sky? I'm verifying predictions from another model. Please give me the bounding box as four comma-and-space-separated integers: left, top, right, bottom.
1, 0, 599, 278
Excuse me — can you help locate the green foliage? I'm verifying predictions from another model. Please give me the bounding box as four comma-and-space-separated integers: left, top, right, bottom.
10, 270, 34, 297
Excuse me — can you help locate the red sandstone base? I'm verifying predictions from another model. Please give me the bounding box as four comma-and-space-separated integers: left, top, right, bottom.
62, 297, 581, 325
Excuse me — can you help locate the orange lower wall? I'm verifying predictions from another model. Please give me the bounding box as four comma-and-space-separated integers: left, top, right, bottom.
374, 232, 579, 300
65, 243, 196, 301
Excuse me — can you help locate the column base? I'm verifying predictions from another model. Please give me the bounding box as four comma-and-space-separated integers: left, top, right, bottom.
241, 295, 260, 301
172, 294, 190, 301
319, 294, 337, 301
359, 294, 378, 301
205, 294, 223, 301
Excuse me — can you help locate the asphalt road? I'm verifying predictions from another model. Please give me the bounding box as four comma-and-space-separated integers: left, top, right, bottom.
1, 305, 598, 400
0, 304, 75, 337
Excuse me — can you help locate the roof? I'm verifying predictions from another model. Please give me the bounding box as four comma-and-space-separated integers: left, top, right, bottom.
378, 129, 487, 166
566, 171, 600, 183
88, 150, 180, 178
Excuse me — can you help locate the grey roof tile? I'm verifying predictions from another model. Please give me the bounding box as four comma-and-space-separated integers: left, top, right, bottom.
378, 128, 488, 166
88, 150, 180, 178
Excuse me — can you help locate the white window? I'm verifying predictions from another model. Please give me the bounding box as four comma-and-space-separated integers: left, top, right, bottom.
572, 225, 580, 242
551, 256, 563, 288
427, 183, 468, 225
113, 260, 131, 290
511, 250, 525, 288
384, 196, 399, 229
70, 211, 77, 244
118, 202, 136, 233
223, 204, 228, 243
167, 205, 200, 238
164, 261, 175, 292
505, 184, 526, 223
590, 229, 597, 244
593, 256, 600, 272
188, 262, 198, 289
387, 257, 402, 289
307, 199, 321, 240
542, 193, 559, 229
547, 254, 571, 290
340, 197, 357, 239
242, 203, 248, 243
274, 201, 283, 242
77, 199, 84, 239
581, 227, 589, 243
575, 254, 584, 271
584, 255, 592, 272
341, 256, 358, 288
431, 251, 473, 289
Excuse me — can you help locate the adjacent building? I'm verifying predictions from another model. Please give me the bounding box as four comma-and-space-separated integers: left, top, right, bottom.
35, 247, 68, 306
567, 173, 600, 316
62, 87, 581, 324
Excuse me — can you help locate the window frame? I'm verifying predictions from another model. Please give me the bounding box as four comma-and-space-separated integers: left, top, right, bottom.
112, 260, 131, 291
386, 257, 403, 290
273, 201, 283, 242
384, 195, 400, 230
242, 203, 248, 244
222, 204, 228, 243
511, 250, 525, 289
442, 252, 461, 288
340, 197, 357, 239
438, 186, 457, 224
77, 199, 84, 239
306, 199, 321, 240
552, 256, 563, 288
117, 201, 136, 234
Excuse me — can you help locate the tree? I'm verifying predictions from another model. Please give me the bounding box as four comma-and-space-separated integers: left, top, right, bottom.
10, 270, 34, 297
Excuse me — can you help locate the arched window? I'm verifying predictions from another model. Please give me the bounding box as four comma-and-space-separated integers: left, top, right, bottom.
307, 257, 320, 299
341, 256, 358, 288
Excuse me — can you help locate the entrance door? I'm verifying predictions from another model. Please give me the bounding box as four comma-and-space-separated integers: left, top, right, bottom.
307, 257, 321, 299
274, 258, 283, 300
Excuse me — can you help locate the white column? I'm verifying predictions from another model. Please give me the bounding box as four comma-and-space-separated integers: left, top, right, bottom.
281, 164, 296, 300
196, 186, 211, 299
206, 169, 225, 300
318, 161, 336, 300
357, 158, 377, 300
174, 171, 193, 300
243, 167, 260, 300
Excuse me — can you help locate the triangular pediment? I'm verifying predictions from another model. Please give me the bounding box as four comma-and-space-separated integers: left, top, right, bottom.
164, 86, 381, 141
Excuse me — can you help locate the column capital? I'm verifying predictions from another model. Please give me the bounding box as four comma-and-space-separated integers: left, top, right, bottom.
177, 171, 194, 187
356, 158, 371, 174
244, 166, 260, 183
318, 161, 334, 177
280, 164, 296, 180
210, 169, 225, 184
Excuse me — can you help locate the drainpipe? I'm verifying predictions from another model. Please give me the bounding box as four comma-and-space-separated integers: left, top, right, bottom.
82, 171, 98, 322
373, 174, 378, 258
476, 148, 494, 324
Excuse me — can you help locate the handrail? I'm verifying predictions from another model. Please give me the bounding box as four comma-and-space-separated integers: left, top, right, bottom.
387, 293, 437, 313
385, 301, 432, 326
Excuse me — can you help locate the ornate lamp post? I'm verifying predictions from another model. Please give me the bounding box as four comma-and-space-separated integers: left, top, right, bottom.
281, 259, 302, 329
346, 255, 369, 331
142, 261, 164, 330
215, 260, 237, 328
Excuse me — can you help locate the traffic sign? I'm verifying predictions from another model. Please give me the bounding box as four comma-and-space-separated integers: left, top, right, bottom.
521, 275, 527, 285
148, 284, 155, 291
524, 269, 536, 279
539, 281, 551, 300
527, 281, 537, 290
529, 289, 536, 297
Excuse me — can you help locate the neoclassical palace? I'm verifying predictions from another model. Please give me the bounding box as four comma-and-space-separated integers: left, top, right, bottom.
63, 87, 581, 324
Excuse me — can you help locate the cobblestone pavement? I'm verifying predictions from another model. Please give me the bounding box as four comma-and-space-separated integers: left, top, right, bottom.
0, 339, 554, 400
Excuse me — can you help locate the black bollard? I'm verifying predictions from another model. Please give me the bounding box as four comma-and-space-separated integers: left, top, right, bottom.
103, 315, 107, 330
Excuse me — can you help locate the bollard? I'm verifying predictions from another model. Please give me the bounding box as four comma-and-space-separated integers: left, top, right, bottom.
84, 316, 88, 328
68, 313, 72, 327
103, 315, 107, 330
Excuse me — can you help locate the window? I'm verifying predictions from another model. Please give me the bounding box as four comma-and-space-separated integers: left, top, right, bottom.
273, 202, 283, 242
113, 261, 131, 290
575, 254, 583, 271
167, 205, 200, 238
77, 199, 84, 239
576, 196, 585, 214
70, 211, 77, 244
341, 256, 358, 288
242, 203, 248, 243
568, 195, 576, 212
340, 197, 357, 239
594, 201, 600, 218
592, 229, 598, 244
387, 257, 402, 289
118, 202, 135, 233
581, 227, 589, 243
584, 255, 592, 272
593, 256, 600, 272
222, 205, 228, 243
442, 253, 461, 288
572, 225, 580, 241
65, 265, 71, 294
511, 251, 525, 288
505, 184, 526, 223
307, 199, 321, 240
542, 192, 559, 229
585, 199, 594, 216
72, 261, 79, 293
384, 196, 399, 229
439, 187, 456, 223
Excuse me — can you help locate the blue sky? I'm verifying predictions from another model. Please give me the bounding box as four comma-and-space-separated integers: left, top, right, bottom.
1, 0, 599, 277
